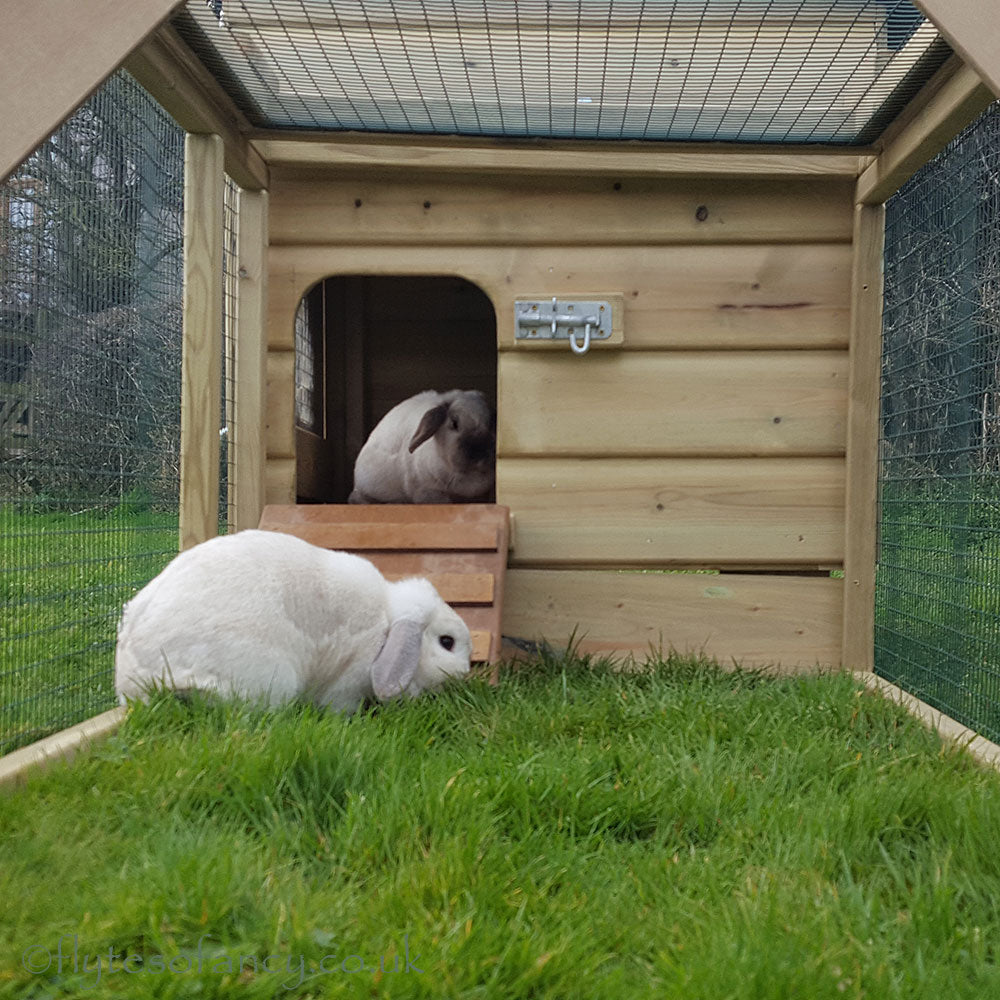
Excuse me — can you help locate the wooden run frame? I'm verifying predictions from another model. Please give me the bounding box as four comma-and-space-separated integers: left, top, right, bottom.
4, 5, 1000, 776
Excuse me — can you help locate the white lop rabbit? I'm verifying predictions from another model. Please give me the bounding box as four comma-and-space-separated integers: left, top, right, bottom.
348, 388, 495, 504
115, 529, 471, 712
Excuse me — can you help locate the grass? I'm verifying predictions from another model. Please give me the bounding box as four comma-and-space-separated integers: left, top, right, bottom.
3, 652, 1000, 998
0, 506, 178, 753
876, 481, 1000, 741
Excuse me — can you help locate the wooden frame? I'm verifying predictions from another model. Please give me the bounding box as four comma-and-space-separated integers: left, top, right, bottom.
914, 0, 1000, 100
0, 0, 183, 184
255, 133, 869, 179
857, 57, 995, 205
125, 25, 269, 192
232, 189, 270, 531
841, 203, 886, 673
179, 134, 225, 551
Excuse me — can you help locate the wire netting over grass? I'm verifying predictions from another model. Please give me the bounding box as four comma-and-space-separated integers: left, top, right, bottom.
0, 72, 185, 754
877, 101, 1000, 739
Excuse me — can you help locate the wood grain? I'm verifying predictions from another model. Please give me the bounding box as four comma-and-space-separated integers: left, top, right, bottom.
179, 134, 224, 552
841, 204, 885, 672
503, 569, 843, 670
233, 189, 270, 531
499, 351, 847, 457
499, 457, 844, 567
267, 243, 852, 352
268, 173, 855, 247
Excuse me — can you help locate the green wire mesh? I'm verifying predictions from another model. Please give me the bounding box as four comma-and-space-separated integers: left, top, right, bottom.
877, 101, 1000, 740
173, 0, 949, 145
0, 73, 186, 755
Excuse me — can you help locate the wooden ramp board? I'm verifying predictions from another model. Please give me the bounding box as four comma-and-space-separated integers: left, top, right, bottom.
258, 504, 510, 664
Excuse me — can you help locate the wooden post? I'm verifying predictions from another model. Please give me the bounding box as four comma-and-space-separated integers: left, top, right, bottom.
179, 133, 224, 551
233, 189, 270, 531
842, 202, 886, 672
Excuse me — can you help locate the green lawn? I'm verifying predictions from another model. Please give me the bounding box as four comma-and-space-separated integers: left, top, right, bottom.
0, 507, 178, 754
3, 655, 1000, 999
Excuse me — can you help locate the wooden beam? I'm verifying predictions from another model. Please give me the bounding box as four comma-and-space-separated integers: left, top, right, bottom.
503, 569, 843, 670
857, 58, 994, 205
913, 0, 1000, 100
268, 173, 855, 247
0, 709, 127, 792
1, 0, 182, 183
180, 134, 225, 552
254, 134, 869, 179
841, 203, 886, 673
124, 25, 269, 191
233, 190, 270, 531
499, 351, 847, 458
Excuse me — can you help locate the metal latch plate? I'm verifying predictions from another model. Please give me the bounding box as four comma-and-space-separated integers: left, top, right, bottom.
514, 299, 613, 344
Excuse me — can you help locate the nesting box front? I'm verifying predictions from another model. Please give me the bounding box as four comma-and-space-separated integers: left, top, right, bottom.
263, 155, 853, 670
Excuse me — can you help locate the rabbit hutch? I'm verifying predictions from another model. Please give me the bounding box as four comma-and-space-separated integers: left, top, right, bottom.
4, 0, 1000, 765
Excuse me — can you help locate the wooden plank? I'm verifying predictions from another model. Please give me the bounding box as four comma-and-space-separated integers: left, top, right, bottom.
842, 204, 885, 673
124, 25, 269, 191
499, 351, 847, 458
500, 457, 844, 567
255, 134, 869, 179
469, 631, 491, 662
913, 1, 1000, 100
266, 350, 296, 459
503, 569, 843, 670
0, 0, 181, 184
265, 458, 296, 505
267, 173, 855, 247
267, 244, 851, 353
857, 58, 994, 205
179, 134, 224, 552
0, 708, 127, 792
260, 503, 509, 527
233, 189, 269, 531
383, 573, 495, 604
259, 522, 499, 551
858, 673, 1000, 772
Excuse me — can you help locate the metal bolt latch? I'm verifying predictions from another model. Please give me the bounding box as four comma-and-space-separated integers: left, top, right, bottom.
514, 298, 613, 355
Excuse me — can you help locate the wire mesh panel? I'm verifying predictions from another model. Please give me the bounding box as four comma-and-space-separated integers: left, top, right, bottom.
877, 102, 1000, 739
0, 72, 184, 754
174, 0, 948, 144
221, 174, 240, 533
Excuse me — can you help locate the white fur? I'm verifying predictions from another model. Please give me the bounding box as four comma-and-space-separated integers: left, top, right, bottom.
114, 529, 471, 711
349, 388, 495, 504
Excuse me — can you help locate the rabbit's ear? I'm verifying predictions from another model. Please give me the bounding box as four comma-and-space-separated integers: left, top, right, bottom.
371, 618, 423, 700
408, 403, 449, 453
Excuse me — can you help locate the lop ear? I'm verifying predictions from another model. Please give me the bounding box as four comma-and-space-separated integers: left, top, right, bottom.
408, 403, 449, 453
371, 618, 424, 700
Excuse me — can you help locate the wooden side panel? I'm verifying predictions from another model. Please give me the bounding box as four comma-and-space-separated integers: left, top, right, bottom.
842, 204, 886, 672
0, 0, 181, 183
499, 351, 847, 457
179, 134, 224, 551
267, 244, 852, 353
913, 1, 1000, 99
266, 350, 296, 459
233, 189, 269, 532
268, 173, 855, 247
258, 504, 511, 663
501, 457, 844, 567
503, 569, 843, 670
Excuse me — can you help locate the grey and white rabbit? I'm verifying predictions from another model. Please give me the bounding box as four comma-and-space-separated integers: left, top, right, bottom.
349, 389, 495, 504
115, 529, 471, 712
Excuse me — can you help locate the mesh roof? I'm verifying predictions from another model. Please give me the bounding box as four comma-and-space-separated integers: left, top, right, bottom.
173, 0, 950, 145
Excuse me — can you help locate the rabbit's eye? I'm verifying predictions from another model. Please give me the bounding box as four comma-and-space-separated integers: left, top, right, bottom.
439, 635, 455, 651
449, 417, 459, 431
